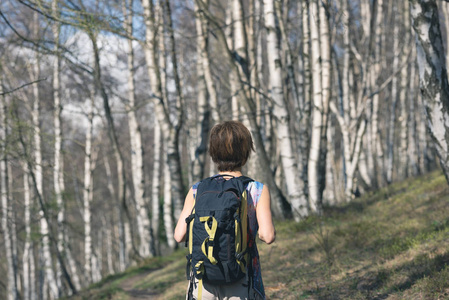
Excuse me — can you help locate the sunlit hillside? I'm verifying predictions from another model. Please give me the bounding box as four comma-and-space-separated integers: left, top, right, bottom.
69, 171, 449, 299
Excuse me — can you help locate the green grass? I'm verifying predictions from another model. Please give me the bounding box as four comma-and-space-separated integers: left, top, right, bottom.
70, 171, 449, 299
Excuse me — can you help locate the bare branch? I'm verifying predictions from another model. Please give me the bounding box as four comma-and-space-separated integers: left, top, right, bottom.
0, 78, 47, 96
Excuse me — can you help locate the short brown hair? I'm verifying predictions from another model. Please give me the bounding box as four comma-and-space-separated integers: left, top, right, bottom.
209, 121, 255, 172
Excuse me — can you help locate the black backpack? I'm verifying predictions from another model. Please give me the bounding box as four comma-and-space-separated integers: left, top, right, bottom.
185, 175, 254, 298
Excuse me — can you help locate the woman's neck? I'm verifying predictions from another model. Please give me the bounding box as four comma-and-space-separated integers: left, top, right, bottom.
218, 170, 243, 177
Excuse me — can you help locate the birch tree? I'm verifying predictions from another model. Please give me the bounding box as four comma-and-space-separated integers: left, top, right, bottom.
22, 162, 36, 300
103, 152, 127, 271
410, 0, 449, 183
192, 0, 212, 183
123, 0, 154, 258
31, 13, 59, 297
308, 0, 329, 211
264, 0, 308, 220
0, 74, 18, 300
83, 96, 94, 284
142, 0, 185, 221
386, 1, 400, 184
194, 0, 292, 219
151, 118, 162, 254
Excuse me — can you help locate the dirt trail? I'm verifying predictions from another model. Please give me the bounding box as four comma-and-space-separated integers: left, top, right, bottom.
119, 270, 159, 299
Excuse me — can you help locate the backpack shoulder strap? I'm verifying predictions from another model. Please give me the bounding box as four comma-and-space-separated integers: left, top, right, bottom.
237, 176, 254, 185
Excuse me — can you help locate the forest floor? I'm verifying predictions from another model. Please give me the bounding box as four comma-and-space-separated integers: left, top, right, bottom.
67, 171, 449, 299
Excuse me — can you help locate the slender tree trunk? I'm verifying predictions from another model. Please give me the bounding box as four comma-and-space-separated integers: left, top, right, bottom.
142, 0, 185, 221
51, 0, 66, 293
386, 1, 399, 184
151, 118, 162, 254
299, 0, 311, 199
163, 143, 176, 249
265, 0, 308, 220
371, 0, 383, 188
83, 97, 94, 284
192, 0, 210, 183
408, 48, 420, 176
198, 0, 220, 123
195, 0, 291, 219
106, 223, 114, 274
0, 82, 17, 300
31, 20, 59, 296
163, 0, 185, 219
308, 0, 325, 211
103, 153, 127, 271
399, 1, 410, 180
22, 163, 32, 300
317, 0, 331, 205
123, 0, 154, 258
324, 123, 336, 205
410, 0, 449, 183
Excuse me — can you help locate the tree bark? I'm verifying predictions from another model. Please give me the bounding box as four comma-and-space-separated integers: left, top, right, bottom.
265, 0, 308, 220
308, 0, 326, 211
83, 96, 94, 284
163, 143, 176, 249
399, 1, 411, 180
192, 0, 210, 183
386, 1, 400, 184
410, 0, 449, 183
194, 0, 291, 219
0, 76, 18, 300
142, 0, 185, 221
103, 153, 127, 271
123, 0, 154, 258
22, 162, 33, 300
30, 18, 59, 296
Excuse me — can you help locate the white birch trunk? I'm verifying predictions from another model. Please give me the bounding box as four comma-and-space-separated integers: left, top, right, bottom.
92, 233, 102, 283
192, 0, 212, 182
123, 0, 153, 258
226, 1, 239, 120
106, 226, 114, 274
194, 0, 291, 219
299, 0, 311, 194
399, 1, 410, 180
7, 163, 19, 300
163, 144, 176, 249
51, 1, 65, 293
142, 0, 185, 221
104, 154, 127, 271
83, 97, 94, 284
408, 49, 420, 176
324, 124, 336, 205
22, 164, 31, 300
264, 0, 307, 220
411, 0, 449, 183
386, 2, 400, 184
317, 0, 331, 205
31, 21, 59, 297
371, 0, 384, 187
1, 87, 17, 300
308, 0, 323, 211
151, 118, 162, 254
198, 0, 219, 123
163, 0, 185, 219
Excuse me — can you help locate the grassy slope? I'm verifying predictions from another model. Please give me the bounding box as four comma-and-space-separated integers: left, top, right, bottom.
69, 171, 449, 299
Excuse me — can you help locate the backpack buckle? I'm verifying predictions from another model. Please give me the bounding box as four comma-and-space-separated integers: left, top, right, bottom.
235, 252, 243, 261
207, 240, 215, 247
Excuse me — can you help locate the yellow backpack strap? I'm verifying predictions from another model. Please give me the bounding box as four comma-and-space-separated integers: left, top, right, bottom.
195, 261, 205, 299
236, 189, 248, 273
200, 216, 218, 264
